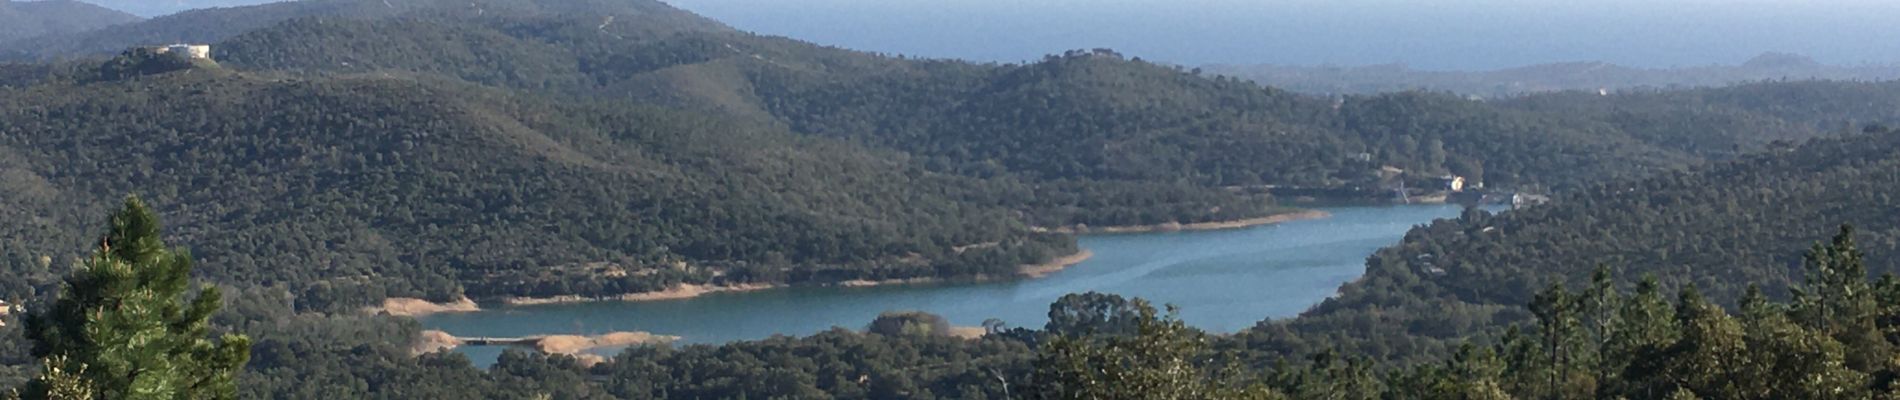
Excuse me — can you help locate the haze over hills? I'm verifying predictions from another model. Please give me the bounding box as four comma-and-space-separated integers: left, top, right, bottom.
1206, 52, 1900, 98
0, 0, 730, 60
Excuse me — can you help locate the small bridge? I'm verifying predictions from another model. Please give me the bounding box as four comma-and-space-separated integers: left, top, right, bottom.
458, 336, 546, 346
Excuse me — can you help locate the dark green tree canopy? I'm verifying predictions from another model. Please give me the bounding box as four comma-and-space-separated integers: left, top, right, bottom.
18, 197, 249, 400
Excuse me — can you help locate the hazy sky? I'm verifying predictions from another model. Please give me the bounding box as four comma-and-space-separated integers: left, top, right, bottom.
79, 0, 1900, 70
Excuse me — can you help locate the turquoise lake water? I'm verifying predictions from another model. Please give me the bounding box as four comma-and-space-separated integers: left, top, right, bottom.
421, 204, 1484, 365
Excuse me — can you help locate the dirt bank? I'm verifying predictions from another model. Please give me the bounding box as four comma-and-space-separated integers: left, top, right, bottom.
835, 248, 1097, 287
533, 331, 679, 355
505, 283, 783, 305
1036, 209, 1332, 234
1017, 250, 1097, 278
366, 297, 481, 317
416, 330, 679, 364
412, 330, 465, 355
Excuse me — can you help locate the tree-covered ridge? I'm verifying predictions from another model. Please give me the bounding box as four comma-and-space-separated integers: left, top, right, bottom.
1240, 126, 1900, 366
205, 15, 1900, 199
0, 69, 1077, 308
0, 0, 140, 45
0, 0, 728, 61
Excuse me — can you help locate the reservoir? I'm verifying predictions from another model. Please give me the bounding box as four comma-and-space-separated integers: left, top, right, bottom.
421, 204, 1487, 364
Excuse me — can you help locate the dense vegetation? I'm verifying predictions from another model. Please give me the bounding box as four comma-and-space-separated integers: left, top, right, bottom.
5, 0, 1900, 398
19, 224, 1900, 399
14, 198, 249, 400
0, 68, 1089, 308
0, 0, 727, 61
203, 12, 1900, 195
1241, 125, 1900, 366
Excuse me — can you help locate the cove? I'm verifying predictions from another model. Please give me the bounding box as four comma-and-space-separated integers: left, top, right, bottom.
421, 204, 1485, 365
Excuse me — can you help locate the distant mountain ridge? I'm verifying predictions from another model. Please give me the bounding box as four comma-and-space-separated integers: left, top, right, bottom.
0, 0, 141, 44
205, 16, 1900, 196
1206, 53, 1900, 98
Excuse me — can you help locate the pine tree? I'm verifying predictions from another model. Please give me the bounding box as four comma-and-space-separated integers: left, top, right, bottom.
1604, 276, 1679, 399
1792, 225, 1891, 374
1577, 266, 1620, 393
16, 197, 250, 400
1529, 283, 1585, 399
1736, 285, 1865, 399
1664, 285, 1747, 399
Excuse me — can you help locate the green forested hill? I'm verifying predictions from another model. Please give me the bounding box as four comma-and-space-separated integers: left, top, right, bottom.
206, 15, 1900, 198
1238, 126, 1900, 365
0, 0, 727, 60
0, 0, 140, 44
10, 1, 1900, 398
0, 70, 1078, 308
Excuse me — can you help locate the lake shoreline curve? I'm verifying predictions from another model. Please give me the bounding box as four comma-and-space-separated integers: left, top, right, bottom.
1032, 209, 1332, 234
384, 209, 1329, 311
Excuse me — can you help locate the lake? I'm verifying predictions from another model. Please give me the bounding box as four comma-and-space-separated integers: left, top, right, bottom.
421, 204, 1485, 365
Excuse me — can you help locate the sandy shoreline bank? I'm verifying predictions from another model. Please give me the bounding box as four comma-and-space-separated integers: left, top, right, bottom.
1034, 209, 1332, 234
507, 248, 1098, 305
413, 329, 678, 365
503, 282, 784, 306
1017, 249, 1097, 278
837, 248, 1097, 286
384, 211, 1324, 312
366, 297, 481, 317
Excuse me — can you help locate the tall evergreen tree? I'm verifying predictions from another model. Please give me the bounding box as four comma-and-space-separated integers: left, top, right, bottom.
1528, 283, 1585, 399
15, 197, 250, 400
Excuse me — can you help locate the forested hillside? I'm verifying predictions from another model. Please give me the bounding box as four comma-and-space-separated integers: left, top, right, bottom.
0, 0, 728, 60
1238, 126, 1900, 365
0, 68, 1084, 308
6, 0, 1900, 398
0, 0, 139, 44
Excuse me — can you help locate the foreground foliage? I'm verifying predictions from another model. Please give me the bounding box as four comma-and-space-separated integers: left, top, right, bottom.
14, 197, 248, 400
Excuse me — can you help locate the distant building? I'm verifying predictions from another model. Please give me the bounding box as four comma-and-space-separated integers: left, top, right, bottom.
1440, 175, 1466, 192
0, 300, 11, 327
1513, 193, 1551, 208
153, 44, 212, 60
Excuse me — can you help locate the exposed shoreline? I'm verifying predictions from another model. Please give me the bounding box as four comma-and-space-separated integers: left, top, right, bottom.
837, 249, 1097, 287
503, 282, 785, 306
505, 249, 1098, 305
413, 330, 678, 366
1034, 209, 1332, 234
1016, 249, 1097, 279
385, 211, 1326, 312
366, 297, 481, 317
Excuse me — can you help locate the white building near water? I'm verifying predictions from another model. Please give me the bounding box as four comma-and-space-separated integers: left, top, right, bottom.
154, 44, 212, 60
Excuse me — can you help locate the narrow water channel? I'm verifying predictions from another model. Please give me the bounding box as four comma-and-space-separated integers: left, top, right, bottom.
422, 204, 1487, 365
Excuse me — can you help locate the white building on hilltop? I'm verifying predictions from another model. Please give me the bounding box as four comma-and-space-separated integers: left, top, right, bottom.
154, 44, 212, 60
